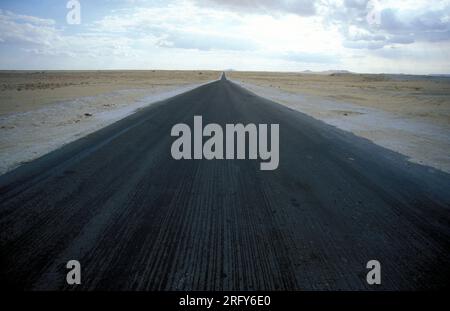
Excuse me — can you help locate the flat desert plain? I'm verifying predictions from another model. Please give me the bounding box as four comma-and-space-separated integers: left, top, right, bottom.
0, 70, 220, 115
1, 70, 449, 175
0, 70, 220, 174
228, 71, 450, 173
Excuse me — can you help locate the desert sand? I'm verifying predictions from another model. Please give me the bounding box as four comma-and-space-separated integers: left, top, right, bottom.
0, 70, 220, 174
0, 70, 219, 115
1, 70, 449, 175
228, 71, 450, 173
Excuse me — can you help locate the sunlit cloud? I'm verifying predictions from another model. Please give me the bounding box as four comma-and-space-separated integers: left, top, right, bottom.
0, 0, 449, 74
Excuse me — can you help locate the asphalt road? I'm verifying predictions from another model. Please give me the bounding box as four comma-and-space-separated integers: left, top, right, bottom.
1, 74, 449, 290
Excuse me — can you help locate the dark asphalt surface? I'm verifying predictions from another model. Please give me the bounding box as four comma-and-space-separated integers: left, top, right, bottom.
1, 75, 449, 290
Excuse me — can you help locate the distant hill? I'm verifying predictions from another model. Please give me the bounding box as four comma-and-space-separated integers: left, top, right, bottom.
428, 74, 450, 77
301, 70, 353, 75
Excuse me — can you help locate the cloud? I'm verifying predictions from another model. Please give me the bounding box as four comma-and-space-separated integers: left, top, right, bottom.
0, 9, 55, 26
195, 0, 317, 16
323, 0, 450, 49
378, 6, 450, 41
92, 3, 259, 52
281, 51, 339, 63
0, 0, 449, 73
0, 9, 139, 60
157, 31, 259, 51
0, 10, 58, 46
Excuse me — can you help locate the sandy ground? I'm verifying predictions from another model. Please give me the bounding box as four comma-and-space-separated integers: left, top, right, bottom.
228, 71, 450, 173
1, 70, 449, 175
0, 71, 220, 174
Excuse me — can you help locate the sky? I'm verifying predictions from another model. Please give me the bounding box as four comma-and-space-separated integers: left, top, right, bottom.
0, 0, 449, 74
